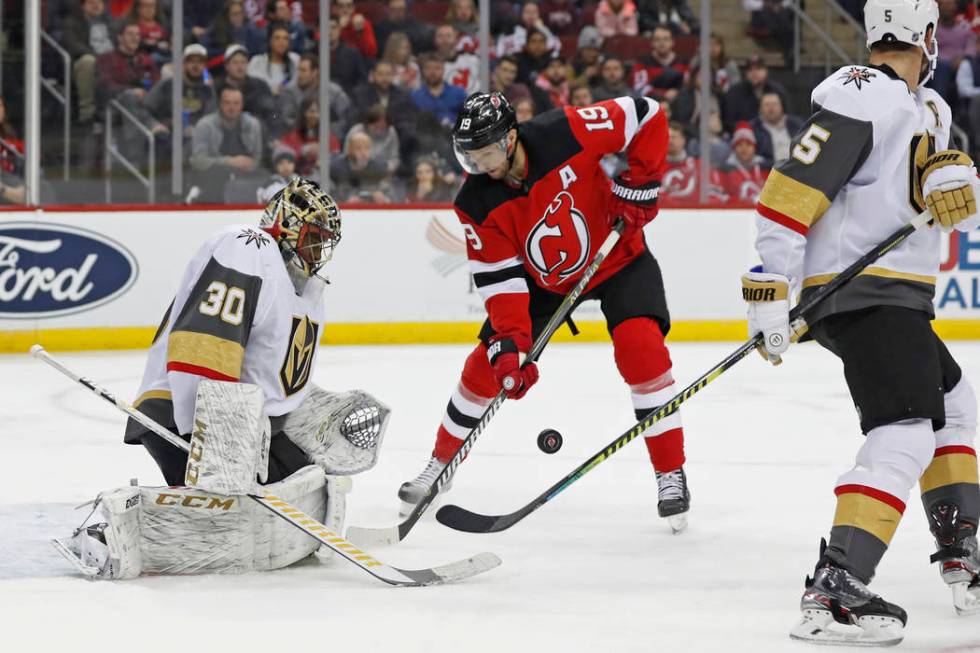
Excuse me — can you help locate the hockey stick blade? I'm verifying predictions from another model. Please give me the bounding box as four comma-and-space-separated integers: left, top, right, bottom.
436, 211, 932, 535
32, 346, 501, 587
345, 221, 627, 547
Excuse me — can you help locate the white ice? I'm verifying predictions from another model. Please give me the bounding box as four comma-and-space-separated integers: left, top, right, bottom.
2, 342, 980, 653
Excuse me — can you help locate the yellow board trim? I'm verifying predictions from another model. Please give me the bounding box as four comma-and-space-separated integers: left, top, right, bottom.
920, 453, 980, 494
758, 169, 832, 229
3, 319, 980, 353
167, 330, 244, 379
804, 267, 938, 289
833, 492, 903, 546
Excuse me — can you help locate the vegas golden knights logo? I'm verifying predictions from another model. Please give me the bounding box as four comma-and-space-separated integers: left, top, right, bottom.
280, 315, 319, 396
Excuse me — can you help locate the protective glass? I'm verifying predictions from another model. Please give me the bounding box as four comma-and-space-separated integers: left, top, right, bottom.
453, 137, 509, 175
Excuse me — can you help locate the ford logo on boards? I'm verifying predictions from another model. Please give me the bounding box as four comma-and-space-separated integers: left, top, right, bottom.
0, 222, 138, 318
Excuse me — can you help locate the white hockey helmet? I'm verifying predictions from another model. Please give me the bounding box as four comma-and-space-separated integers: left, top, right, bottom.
864, 0, 939, 84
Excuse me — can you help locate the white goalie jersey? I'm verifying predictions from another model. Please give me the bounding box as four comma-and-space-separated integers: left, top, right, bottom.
753, 63, 980, 323
126, 224, 328, 439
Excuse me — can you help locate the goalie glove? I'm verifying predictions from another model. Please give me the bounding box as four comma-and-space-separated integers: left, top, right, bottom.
921, 150, 978, 231
741, 269, 791, 366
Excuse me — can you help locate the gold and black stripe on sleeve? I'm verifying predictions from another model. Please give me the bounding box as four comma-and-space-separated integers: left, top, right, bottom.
757, 105, 873, 235
166, 257, 262, 382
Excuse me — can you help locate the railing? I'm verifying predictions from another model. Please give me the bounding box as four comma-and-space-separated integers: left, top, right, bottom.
790, 0, 866, 74
105, 98, 155, 204
40, 30, 72, 181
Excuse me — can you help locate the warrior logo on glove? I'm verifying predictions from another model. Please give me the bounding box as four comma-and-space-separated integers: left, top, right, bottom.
525, 191, 591, 286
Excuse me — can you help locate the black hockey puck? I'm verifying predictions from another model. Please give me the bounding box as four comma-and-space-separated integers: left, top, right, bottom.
537, 429, 563, 454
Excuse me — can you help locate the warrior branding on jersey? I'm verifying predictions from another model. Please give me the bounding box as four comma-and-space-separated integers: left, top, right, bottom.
127, 224, 328, 439
454, 96, 668, 340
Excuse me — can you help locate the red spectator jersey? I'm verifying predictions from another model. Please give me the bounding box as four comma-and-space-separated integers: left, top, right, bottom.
661, 156, 728, 205
722, 156, 769, 204
453, 97, 667, 345
630, 55, 689, 97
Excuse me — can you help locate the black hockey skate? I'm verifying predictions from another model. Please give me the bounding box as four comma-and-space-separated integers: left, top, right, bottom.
655, 467, 690, 534
790, 561, 907, 647
927, 501, 980, 616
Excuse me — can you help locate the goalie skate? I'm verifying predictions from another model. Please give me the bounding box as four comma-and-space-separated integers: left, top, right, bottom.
789, 565, 907, 647
398, 456, 452, 517
656, 467, 690, 533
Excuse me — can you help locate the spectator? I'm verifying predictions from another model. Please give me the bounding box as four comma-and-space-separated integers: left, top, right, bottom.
722, 55, 788, 130
692, 33, 740, 93
346, 104, 401, 174
375, 0, 432, 56
190, 86, 264, 203
328, 16, 369, 92
137, 43, 216, 144
631, 24, 689, 101
435, 24, 481, 94
203, 0, 265, 58
185, 0, 227, 42
934, 0, 977, 99
594, 0, 639, 39
218, 44, 281, 133
569, 83, 594, 107
281, 97, 328, 176
661, 121, 728, 204
284, 53, 353, 139
330, 131, 393, 203
0, 96, 24, 177
64, 0, 116, 123
96, 21, 160, 108
722, 121, 769, 204
750, 90, 802, 165
406, 156, 455, 203
256, 145, 297, 202
670, 64, 722, 131
514, 97, 536, 124
382, 32, 421, 90
571, 26, 603, 88
686, 112, 733, 168
263, 0, 308, 53
956, 52, 980, 160
591, 56, 639, 102
447, 0, 479, 37
248, 23, 301, 95
496, 2, 561, 57
516, 29, 554, 86
538, 0, 583, 36
638, 0, 699, 35
127, 0, 170, 65
335, 0, 378, 60
748, 0, 795, 63
536, 53, 570, 108
411, 53, 467, 127
491, 55, 555, 113
351, 60, 417, 136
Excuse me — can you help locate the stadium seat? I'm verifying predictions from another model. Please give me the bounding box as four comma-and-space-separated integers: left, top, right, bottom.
410, 1, 450, 25
603, 34, 649, 61
674, 35, 699, 60
356, 1, 388, 25
559, 34, 578, 60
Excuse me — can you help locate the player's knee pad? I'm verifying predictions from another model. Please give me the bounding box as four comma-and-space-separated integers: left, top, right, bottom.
461, 342, 499, 399
941, 376, 978, 443
611, 317, 672, 385
840, 419, 936, 497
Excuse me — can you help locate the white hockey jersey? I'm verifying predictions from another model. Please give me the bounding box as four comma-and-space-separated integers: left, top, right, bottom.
754, 64, 980, 323
126, 224, 327, 440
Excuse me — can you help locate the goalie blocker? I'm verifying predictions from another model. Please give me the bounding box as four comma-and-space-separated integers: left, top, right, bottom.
54, 380, 390, 579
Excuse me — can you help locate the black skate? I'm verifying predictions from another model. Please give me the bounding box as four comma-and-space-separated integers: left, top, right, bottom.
789, 563, 907, 647
655, 467, 690, 534
927, 501, 980, 616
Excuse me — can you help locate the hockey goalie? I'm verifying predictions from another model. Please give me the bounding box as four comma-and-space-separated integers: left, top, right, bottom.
54, 178, 392, 579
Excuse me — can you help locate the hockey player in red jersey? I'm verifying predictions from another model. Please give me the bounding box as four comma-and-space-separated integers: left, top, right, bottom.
399, 91, 692, 532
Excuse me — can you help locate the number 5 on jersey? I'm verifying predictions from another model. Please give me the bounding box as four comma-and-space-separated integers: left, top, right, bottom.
199, 281, 245, 325
792, 124, 831, 165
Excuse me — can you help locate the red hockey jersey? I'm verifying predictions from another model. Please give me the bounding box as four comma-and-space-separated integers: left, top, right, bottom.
453, 97, 668, 346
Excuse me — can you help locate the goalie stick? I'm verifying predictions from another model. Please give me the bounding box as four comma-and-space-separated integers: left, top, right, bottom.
435, 210, 933, 534
30, 345, 501, 587
345, 219, 627, 547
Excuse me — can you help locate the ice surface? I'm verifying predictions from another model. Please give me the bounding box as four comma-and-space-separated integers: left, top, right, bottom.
2, 342, 980, 652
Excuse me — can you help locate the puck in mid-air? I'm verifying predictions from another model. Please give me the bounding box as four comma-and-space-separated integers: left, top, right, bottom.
537, 428, 563, 454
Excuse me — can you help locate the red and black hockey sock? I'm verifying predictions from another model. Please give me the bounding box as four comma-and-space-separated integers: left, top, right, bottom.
432, 343, 498, 463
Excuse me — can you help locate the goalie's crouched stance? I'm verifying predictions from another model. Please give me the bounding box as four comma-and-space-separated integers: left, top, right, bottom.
54, 382, 390, 579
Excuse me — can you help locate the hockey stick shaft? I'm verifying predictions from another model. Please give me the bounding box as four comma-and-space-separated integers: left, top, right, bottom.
436, 211, 932, 533
30, 345, 500, 586
349, 220, 626, 545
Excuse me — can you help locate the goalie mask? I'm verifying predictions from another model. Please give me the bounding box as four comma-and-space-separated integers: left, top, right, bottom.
261, 177, 341, 280
864, 0, 939, 84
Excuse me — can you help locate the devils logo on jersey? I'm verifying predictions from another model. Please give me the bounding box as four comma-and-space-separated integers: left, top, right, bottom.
525, 191, 591, 287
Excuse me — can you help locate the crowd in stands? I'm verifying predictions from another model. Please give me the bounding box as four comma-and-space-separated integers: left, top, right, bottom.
2, 0, 975, 206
